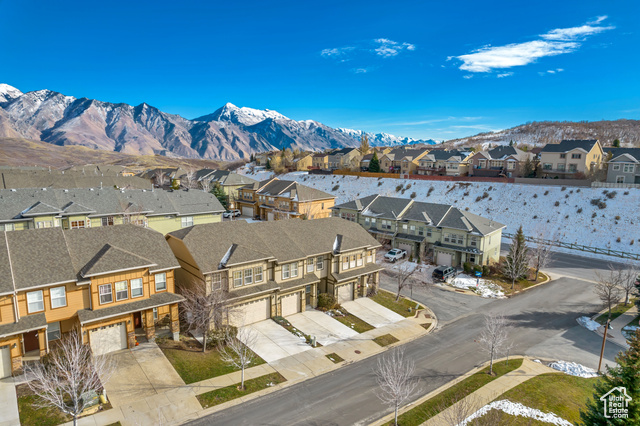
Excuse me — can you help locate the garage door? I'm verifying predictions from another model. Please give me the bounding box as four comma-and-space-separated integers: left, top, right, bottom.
0, 346, 11, 379
281, 292, 301, 316
89, 323, 127, 356
436, 252, 453, 266
230, 297, 270, 326
397, 243, 413, 257
267, 212, 274, 221
337, 283, 354, 304
242, 207, 253, 217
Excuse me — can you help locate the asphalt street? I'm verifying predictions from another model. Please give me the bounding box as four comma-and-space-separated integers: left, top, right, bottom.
190, 250, 625, 426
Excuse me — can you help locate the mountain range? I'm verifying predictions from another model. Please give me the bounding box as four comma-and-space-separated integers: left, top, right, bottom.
0, 84, 435, 162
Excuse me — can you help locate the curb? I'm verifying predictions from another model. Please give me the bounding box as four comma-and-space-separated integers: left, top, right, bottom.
508, 272, 552, 296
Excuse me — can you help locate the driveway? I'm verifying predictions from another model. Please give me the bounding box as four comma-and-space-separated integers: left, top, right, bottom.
104, 342, 184, 407
0, 377, 19, 426
341, 298, 405, 328
287, 310, 359, 345
240, 320, 312, 364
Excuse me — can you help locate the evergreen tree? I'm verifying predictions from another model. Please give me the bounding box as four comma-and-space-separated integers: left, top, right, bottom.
369, 151, 381, 172
210, 183, 229, 209
580, 329, 640, 425
613, 139, 621, 148
266, 159, 271, 170
509, 140, 514, 146
503, 225, 529, 289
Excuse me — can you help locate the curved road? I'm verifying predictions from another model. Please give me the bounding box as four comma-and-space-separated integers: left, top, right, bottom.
190, 251, 626, 425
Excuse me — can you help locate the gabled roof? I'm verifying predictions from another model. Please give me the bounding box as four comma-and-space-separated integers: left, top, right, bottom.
81, 244, 156, 278
21, 201, 62, 217
604, 147, 640, 163
61, 201, 96, 215
241, 178, 334, 202
541, 140, 599, 153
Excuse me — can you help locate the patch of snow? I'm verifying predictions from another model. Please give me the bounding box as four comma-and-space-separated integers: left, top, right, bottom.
621, 325, 639, 340
577, 316, 601, 331
549, 361, 598, 378
461, 400, 572, 426
450, 274, 506, 299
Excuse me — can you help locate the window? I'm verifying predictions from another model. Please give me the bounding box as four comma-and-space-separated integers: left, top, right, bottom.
342, 256, 349, 270
211, 273, 222, 290
350, 255, 356, 268
70, 220, 86, 229
568, 164, 578, 172
291, 262, 298, 278
365, 217, 370, 224
50, 286, 67, 308
560, 154, 566, 159
305, 285, 311, 294
612, 164, 620, 171
444, 233, 450, 243
410, 225, 415, 234
617, 176, 625, 183
623, 164, 634, 173
402, 224, 408, 231
307, 258, 314, 273
181, 216, 194, 228
426, 228, 432, 237
470, 237, 478, 247
153, 307, 158, 321
155, 273, 167, 291
469, 254, 476, 264
244, 268, 253, 285
0, 223, 15, 232
543, 163, 552, 171
233, 271, 243, 287
557, 163, 565, 171
316, 256, 324, 270
101, 216, 114, 226
36, 221, 53, 229
115, 281, 128, 301
47, 322, 61, 341
99, 284, 112, 304
131, 278, 143, 298
282, 262, 298, 279
366, 251, 373, 263
27, 290, 44, 313
418, 227, 424, 236
357, 254, 363, 267
457, 235, 464, 244
254, 266, 264, 282
507, 162, 515, 170
571, 153, 581, 159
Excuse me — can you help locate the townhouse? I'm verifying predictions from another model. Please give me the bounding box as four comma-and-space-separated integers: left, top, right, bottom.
603, 147, 640, 184
539, 140, 604, 178
0, 168, 150, 190
332, 195, 505, 267
293, 154, 313, 171
166, 218, 383, 327
0, 187, 225, 234
194, 169, 258, 200
379, 148, 429, 173
416, 149, 471, 176
0, 225, 183, 377
236, 178, 335, 220
311, 153, 329, 170
467, 146, 535, 178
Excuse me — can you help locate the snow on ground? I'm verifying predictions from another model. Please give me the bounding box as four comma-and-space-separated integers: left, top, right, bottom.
277, 173, 640, 258
460, 400, 572, 426
548, 361, 599, 378
388, 260, 435, 283
577, 316, 601, 331
449, 274, 506, 298
236, 165, 275, 182
622, 325, 639, 340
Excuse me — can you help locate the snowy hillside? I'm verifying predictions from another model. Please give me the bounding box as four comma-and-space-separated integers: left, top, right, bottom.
337, 128, 437, 147
0, 84, 22, 104
250, 172, 640, 253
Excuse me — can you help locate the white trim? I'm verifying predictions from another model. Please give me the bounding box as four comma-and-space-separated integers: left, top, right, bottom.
79, 300, 179, 325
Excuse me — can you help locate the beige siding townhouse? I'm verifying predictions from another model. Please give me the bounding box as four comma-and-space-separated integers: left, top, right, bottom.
379, 148, 429, 173
417, 149, 471, 176
332, 195, 505, 267
468, 146, 535, 178
166, 218, 383, 327
539, 140, 604, 178
194, 169, 258, 201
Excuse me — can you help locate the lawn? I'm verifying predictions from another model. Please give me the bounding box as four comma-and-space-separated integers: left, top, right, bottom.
595, 299, 636, 325
371, 289, 424, 317
392, 358, 524, 426
326, 353, 345, 363
490, 271, 549, 295
373, 333, 399, 347
469, 373, 598, 425
197, 372, 286, 408
16, 384, 72, 426
159, 337, 265, 384
329, 309, 374, 333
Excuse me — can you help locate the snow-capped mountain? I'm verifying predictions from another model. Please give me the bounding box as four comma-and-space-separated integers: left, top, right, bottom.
0, 84, 438, 161
337, 128, 437, 147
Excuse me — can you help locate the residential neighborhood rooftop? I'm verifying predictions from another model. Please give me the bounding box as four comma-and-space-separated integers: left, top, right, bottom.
540, 139, 600, 153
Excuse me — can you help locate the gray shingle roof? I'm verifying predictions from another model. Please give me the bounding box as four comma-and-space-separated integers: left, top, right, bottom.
0, 313, 47, 338
0, 170, 151, 190
241, 178, 334, 202
541, 140, 599, 153
604, 147, 640, 162
168, 217, 380, 274
332, 263, 385, 283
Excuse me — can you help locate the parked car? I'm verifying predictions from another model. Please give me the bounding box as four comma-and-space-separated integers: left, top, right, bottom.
432, 265, 456, 282
384, 249, 407, 262
223, 209, 241, 218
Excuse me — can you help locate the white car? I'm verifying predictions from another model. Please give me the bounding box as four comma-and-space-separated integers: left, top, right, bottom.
384, 249, 407, 262
223, 209, 241, 218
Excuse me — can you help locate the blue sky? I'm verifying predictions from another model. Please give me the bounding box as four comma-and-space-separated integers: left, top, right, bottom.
0, 0, 638, 140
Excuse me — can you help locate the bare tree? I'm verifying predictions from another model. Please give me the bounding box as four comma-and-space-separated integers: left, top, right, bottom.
185, 168, 198, 189
530, 230, 554, 281
120, 200, 147, 227
24, 331, 115, 426
199, 178, 212, 193
375, 347, 419, 426
503, 243, 529, 290
476, 313, 509, 375
154, 169, 167, 187
620, 261, 640, 305
219, 327, 258, 390
179, 281, 230, 352
594, 267, 624, 320
394, 260, 418, 301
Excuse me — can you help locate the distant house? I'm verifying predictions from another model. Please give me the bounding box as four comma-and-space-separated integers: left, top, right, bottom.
467, 146, 534, 178
379, 148, 429, 173
293, 154, 313, 171
417, 150, 471, 176
0, 168, 150, 190
311, 153, 329, 170
254, 153, 272, 167
603, 147, 640, 184
539, 140, 604, 178
139, 168, 187, 187
195, 169, 258, 200
360, 153, 374, 171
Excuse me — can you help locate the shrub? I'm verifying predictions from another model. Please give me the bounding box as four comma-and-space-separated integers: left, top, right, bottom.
554, 201, 560, 207
624, 191, 629, 195
592, 212, 597, 218
463, 191, 469, 196
475, 196, 483, 202
561, 186, 566, 191
488, 186, 493, 191
317, 293, 337, 311
524, 201, 527, 206
482, 265, 490, 276
591, 198, 607, 209
576, 188, 581, 193
565, 215, 569, 219
395, 184, 403, 192
482, 192, 489, 199
615, 215, 621, 220
533, 193, 538, 198
427, 186, 435, 196
631, 240, 635, 245
205, 325, 238, 349
332, 185, 340, 191
378, 181, 383, 186
405, 183, 412, 190
606, 191, 617, 199
463, 262, 472, 274
410, 192, 417, 199
617, 237, 621, 243
533, 215, 538, 219
565, 194, 569, 199
544, 190, 549, 195
577, 208, 583, 213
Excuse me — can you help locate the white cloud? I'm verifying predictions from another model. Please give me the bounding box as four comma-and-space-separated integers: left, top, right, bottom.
454, 17, 614, 73
497, 72, 514, 78
538, 68, 565, 76
463, 75, 474, 79
373, 38, 416, 57
321, 46, 355, 58
352, 68, 369, 74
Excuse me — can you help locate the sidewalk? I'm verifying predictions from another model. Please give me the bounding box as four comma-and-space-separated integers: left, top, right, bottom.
598, 305, 638, 349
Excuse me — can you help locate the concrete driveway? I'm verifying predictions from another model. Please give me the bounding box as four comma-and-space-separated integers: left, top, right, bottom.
240, 320, 313, 363
287, 310, 359, 345
104, 342, 184, 407
341, 298, 404, 328
0, 377, 19, 426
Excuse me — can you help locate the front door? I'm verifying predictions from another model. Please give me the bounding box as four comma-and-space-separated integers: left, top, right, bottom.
23, 331, 39, 352
133, 312, 142, 329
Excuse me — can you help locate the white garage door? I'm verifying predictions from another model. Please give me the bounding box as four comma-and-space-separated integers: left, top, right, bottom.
230, 297, 270, 326
337, 283, 354, 304
397, 243, 413, 256
242, 207, 253, 217
267, 212, 274, 221
90, 323, 127, 356
0, 346, 11, 379
281, 292, 301, 316
436, 252, 453, 266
